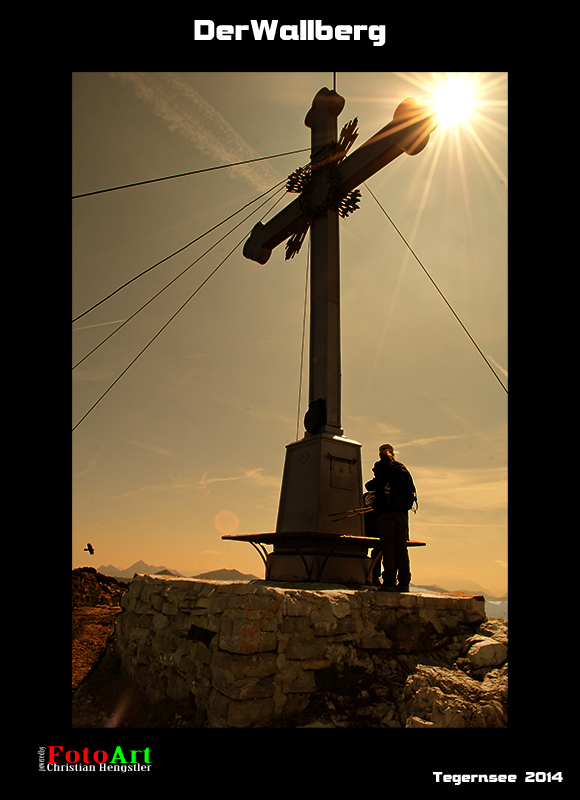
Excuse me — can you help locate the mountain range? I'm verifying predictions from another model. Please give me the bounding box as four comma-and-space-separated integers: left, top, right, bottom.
97, 560, 259, 583
95, 560, 506, 602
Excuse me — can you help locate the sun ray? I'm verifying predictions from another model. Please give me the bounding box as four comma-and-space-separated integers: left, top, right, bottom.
418, 73, 507, 190
392, 71, 434, 94
461, 117, 508, 187
469, 107, 508, 136
476, 72, 508, 95
361, 128, 447, 398
350, 72, 507, 398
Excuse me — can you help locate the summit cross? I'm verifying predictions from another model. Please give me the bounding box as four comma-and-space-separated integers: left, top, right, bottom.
244, 87, 437, 437
238, 86, 437, 583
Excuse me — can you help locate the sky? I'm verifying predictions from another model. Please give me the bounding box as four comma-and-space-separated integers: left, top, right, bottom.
72, 72, 507, 595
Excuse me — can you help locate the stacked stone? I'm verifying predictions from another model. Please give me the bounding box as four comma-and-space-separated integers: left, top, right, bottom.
115, 575, 486, 728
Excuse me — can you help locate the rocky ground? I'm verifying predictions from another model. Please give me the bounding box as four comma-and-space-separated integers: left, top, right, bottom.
73, 568, 206, 728
72, 568, 507, 728
269, 616, 507, 729
72, 567, 127, 693
73, 568, 168, 728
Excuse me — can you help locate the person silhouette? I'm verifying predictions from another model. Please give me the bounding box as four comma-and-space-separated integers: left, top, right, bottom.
365, 444, 416, 592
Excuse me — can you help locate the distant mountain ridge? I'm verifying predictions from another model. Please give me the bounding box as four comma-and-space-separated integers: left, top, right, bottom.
411, 582, 507, 602
95, 561, 505, 601
191, 568, 260, 581
97, 560, 183, 579
96, 562, 259, 582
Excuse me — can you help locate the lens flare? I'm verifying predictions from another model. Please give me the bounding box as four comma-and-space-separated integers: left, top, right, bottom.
214, 510, 240, 535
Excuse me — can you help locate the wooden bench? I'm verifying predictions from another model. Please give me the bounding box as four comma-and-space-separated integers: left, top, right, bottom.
222, 532, 425, 583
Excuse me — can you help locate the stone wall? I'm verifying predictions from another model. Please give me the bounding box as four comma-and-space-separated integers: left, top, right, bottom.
114, 575, 488, 728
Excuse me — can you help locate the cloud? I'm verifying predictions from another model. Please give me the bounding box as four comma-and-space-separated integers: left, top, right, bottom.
375, 422, 403, 436
73, 457, 98, 478
109, 72, 281, 192
396, 434, 467, 448
108, 466, 280, 501
413, 465, 507, 511
109, 475, 192, 499
128, 440, 176, 457
72, 366, 118, 383
198, 467, 279, 497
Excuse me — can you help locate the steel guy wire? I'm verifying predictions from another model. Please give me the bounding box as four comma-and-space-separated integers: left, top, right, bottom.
365, 183, 507, 395
72, 190, 288, 432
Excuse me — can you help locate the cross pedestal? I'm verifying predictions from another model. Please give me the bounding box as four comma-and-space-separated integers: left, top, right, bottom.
269, 87, 367, 582
230, 87, 437, 584
270, 432, 368, 582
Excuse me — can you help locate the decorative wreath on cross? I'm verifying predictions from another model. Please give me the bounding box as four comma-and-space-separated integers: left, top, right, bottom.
284, 118, 362, 260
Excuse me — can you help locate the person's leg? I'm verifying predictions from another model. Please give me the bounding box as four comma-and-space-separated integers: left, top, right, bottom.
370, 547, 382, 585
393, 511, 411, 589
376, 513, 396, 588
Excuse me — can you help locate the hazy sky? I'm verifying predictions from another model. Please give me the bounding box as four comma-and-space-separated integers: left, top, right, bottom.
72, 72, 507, 595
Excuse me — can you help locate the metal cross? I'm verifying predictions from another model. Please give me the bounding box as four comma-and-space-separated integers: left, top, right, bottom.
238, 86, 437, 582
244, 86, 437, 438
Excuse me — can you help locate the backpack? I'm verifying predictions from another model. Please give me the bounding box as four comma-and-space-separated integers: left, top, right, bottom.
380, 465, 418, 513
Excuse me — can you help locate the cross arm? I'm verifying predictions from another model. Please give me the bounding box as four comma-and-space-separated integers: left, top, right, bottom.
333, 97, 438, 198
243, 95, 438, 264
243, 195, 306, 265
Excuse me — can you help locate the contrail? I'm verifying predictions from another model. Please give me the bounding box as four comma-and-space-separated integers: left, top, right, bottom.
108, 72, 281, 192
484, 353, 508, 379
72, 319, 125, 331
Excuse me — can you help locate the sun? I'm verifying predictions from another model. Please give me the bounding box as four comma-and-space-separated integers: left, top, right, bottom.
431, 75, 476, 127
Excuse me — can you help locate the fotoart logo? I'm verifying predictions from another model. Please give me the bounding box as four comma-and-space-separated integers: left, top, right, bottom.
38, 745, 152, 772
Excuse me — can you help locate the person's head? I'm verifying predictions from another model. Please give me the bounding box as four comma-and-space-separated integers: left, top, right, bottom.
379, 443, 395, 462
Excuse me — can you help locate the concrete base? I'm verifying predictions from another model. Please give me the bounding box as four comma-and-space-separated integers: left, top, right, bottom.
272, 433, 370, 582
276, 433, 365, 537
266, 547, 371, 584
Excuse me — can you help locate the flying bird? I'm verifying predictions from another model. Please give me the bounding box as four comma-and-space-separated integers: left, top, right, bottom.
84, 543, 94, 555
